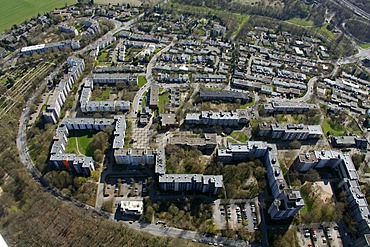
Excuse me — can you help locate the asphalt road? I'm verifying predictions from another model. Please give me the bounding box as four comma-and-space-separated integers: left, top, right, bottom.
129, 38, 176, 117
13, 15, 253, 246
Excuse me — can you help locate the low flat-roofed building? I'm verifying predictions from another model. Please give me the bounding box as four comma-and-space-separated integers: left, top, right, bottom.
159, 113, 178, 128
331, 136, 368, 149
120, 200, 143, 216
169, 133, 217, 151
149, 85, 159, 109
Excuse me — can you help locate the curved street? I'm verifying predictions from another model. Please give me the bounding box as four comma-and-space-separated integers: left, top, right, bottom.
14, 15, 252, 246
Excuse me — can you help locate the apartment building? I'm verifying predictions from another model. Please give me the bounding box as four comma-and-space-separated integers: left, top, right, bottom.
294, 150, 370, 237
330, 136, 368, 149
218, 142, 305, 220
58, 25, 78, 36
158, 174, 223, 195
112, 115, 126, 150
49, 116, 125, 176
263, 101, 317, 114
193, 74, 227, 83
79, 78, 130, 113
199, 90, 250, 104
43, 57, 85, 124
185, 110, 249, 126
20, 41, 71, 54
114, 148, 155, 165
154, 147, 223, 195
258, 122, 323, 140
92, 73, 137, 85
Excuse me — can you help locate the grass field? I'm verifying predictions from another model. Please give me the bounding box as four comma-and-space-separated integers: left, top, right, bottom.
360, 43, 370, 49
65, 130, 95, 156
138, 75, 147, 87
286, 18, 314, 27
158, 90, 169, 113
0, 0, 77, 33
230, 131, 249, 142
322, 118, 345, 136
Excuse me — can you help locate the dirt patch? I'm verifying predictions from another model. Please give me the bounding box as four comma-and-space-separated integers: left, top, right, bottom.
311, 181, 333, 204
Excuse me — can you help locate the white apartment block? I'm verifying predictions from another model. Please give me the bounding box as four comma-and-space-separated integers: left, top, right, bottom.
294, 150, 370, 237
43, 57, 85, 124
79, 78, 130, 113
218, 142, 305, 220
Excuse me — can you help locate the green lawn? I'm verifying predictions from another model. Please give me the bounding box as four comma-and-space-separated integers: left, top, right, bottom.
98, 52, 109, 62
65, 130, 95, 156
0, 0, 77, 33
360, 43, 370, 49
96, 89, 110, 101
322, 118, 345, 136
286, 18, 314, 27
286, 19, 336, 40
230, 131, 249, 142
158, 90, 169, 113
137, 75, 147, 87
317, 24, 335, 40
232, 14, 250, 38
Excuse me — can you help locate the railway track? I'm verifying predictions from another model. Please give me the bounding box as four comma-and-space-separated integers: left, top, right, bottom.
0, 63, 53, 118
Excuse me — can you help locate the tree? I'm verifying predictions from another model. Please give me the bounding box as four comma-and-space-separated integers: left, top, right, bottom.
303, 169, 320, 182
289, 140, 301, 149
352, 153, 365, 170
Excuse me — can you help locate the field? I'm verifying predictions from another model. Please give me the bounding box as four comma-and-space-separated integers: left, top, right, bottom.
0, 0, 77, 33
360, 43, 370, 49
138, 75, 147, 87
230, 131, 249, 142
158, 88, 169, 113
322, 118, 345, 136
286, 18, 314, 27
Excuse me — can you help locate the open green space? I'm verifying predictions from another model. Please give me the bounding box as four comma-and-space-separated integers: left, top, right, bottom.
322, 118, 345, 136
360, 43, 370, 49
98, 51, 109, 63
0, 0, 77, 33
230, 131, 249, 142
158, 89, 169, 113
137, 75, 147, 87
65, 130, 95, 156
317, 23, 335, 40
286, 18, 314, 27
286, 18, 336, 40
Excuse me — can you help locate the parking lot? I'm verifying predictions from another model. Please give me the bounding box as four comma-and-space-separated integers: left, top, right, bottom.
213, 199, 258, 232
297, 224, 343, 247
104, 176, 148, 199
